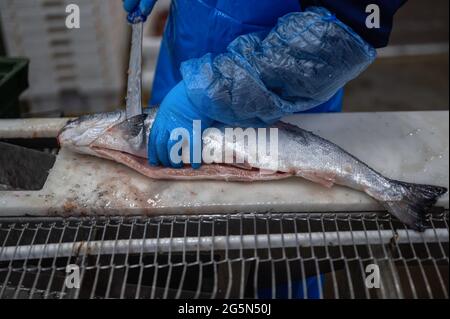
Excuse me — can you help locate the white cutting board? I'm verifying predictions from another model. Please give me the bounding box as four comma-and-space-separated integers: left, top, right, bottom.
0, 111, 448, 216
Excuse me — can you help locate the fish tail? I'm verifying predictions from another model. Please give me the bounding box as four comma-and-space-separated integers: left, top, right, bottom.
382, 181, 447, 231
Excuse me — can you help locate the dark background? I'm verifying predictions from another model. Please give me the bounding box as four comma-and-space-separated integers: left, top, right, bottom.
343, 0, 449, 112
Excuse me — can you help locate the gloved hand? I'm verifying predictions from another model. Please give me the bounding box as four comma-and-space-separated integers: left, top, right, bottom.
123, 0, 157, 23
148, 81, 214, 169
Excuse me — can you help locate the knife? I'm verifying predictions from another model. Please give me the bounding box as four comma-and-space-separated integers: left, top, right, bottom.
125, 21, 143, 119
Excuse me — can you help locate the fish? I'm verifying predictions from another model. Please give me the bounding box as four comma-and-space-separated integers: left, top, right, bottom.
58, 108, 447, 231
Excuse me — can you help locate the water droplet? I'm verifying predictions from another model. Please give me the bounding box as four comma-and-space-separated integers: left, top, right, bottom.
408, 128, 422, 136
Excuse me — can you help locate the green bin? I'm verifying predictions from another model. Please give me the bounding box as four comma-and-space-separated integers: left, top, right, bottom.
0, 57, 29, 118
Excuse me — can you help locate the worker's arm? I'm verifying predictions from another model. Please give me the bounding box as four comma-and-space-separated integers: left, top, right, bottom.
148, 7, 377, 168
301, 0, 407, 48
179, 7, 376, 126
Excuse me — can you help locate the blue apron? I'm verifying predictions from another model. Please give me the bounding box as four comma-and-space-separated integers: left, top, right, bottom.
150, 0, 343, 113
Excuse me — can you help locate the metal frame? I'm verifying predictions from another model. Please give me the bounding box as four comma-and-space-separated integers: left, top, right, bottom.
0, 212, 448, 299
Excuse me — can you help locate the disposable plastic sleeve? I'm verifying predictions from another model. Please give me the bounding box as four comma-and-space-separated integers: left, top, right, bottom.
180, 7, 377, 126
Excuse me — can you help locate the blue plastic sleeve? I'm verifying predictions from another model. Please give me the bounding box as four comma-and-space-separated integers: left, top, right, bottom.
180, 7, 377, 126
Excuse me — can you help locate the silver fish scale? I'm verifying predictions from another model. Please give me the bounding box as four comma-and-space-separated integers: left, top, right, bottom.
200, 120, 399, 202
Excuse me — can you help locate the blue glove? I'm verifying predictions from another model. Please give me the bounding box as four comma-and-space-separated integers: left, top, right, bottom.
123, 0, 157, 23
148, 81, 214, 169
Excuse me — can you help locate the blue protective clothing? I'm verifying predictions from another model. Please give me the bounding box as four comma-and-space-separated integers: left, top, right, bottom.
150, 0, 304, 106
148, 7, 376, 168
180, 7, 376, 126
150, 0, 406, 109
148, 82, 214, 169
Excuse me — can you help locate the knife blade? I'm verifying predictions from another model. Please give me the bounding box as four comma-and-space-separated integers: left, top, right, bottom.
125, 22, 143, 119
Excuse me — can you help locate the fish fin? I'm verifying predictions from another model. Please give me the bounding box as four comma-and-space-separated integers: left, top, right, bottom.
383, 181, 447, 231
108, 114, 146, 138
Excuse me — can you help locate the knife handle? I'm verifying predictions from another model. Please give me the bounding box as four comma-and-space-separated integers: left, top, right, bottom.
127, 9, 147, 24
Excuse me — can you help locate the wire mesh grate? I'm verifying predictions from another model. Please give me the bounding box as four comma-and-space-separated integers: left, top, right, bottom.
0, 212, 448, 299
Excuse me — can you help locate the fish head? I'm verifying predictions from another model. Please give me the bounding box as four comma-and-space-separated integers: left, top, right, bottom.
58, 110, 150, 159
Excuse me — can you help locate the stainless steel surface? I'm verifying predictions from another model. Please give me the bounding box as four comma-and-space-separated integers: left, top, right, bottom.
0, 212, 448, 299
125, 23, 143, 119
